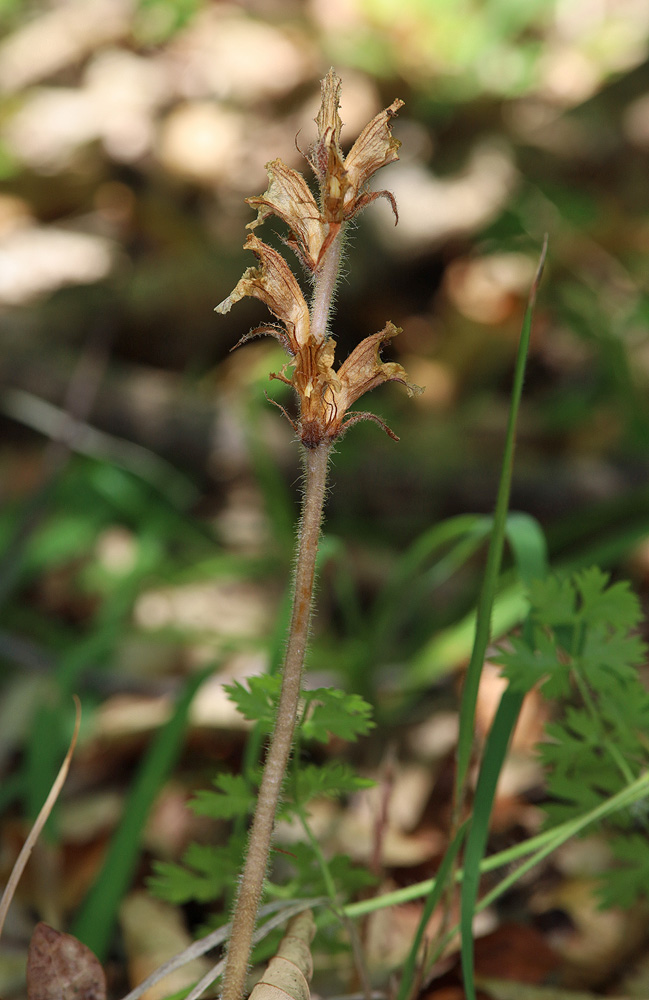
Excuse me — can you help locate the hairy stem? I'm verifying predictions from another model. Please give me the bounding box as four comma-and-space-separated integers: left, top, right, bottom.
310, 231, 342, 343
221, 443, 330, 1000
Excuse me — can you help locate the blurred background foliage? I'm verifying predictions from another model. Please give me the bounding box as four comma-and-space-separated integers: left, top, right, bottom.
3, 0, 649, 994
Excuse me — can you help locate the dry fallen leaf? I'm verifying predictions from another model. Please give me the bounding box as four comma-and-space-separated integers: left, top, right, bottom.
248, 910, 315, 1000
26, 923, 106, 1000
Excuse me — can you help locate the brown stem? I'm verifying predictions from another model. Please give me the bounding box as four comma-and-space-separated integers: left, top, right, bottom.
220, 441, 330, 1000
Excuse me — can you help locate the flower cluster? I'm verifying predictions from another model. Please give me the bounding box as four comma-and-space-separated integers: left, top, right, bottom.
216, 69, 421, 448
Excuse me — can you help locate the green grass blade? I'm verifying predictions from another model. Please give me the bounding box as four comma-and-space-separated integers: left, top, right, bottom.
71, 668, 209, 959
477, 770, 649, 914
341, 769, 649, 924
460, 688, 524, 1000
455, 237, 547, 803
456, 241, 547, 1000
396, 514, 548, 1000
396, 821, 469, 1000
460, 510, 548, 1000
504, 512, 548, 587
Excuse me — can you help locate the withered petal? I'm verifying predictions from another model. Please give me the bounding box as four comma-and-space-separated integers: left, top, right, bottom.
307, 69, 348, 212
335, 321, 422, 411
315, 69, 343, 159
246, 159, 328, 271
315, 336, 340, 392
343, 99, 404, 210
215, 234, 310, 351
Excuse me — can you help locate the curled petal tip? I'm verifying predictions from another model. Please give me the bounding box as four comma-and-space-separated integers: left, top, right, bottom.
215, 296, 233, 315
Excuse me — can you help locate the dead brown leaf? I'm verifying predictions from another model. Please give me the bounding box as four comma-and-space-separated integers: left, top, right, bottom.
26, 923, 106, 1000
248, 910, 315, 1000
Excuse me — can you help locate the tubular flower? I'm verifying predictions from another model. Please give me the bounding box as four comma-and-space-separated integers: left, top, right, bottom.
215, 69, 422, 448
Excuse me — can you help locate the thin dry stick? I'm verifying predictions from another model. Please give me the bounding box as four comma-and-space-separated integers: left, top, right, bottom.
0, 696, 81, 939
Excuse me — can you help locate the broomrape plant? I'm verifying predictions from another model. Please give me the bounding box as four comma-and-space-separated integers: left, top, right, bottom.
214, 69, 420, 1000
3, 66, 649, 1000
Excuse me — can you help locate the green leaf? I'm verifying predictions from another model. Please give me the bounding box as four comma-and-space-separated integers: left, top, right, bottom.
539, 709, 638, 828
579, 624, 645, 689
190, 773, 255, 820
498, 565, 649, 909
224, 674, 280, 727
149, 836, 246, 905
575, 567, 641, 630
528, 574, 576, 626
148, 860, 206, 905
598, 833, 649, 909
268, 840, 375, 901
301, 689, 375, 743
289, 762, 374, 808
497, 629, 561, 694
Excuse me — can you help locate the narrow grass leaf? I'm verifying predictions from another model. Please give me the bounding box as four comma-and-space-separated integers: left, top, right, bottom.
504, 512, 548, 588
342, 769, 649, 923
455, 236, 547, 803
456, 239, 547, 1000
460, 689, 524, 1000
396, 821, 469, 1000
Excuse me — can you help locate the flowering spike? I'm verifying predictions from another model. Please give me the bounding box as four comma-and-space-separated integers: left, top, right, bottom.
217, 71, 424, 1000
215, 71, 422, 448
